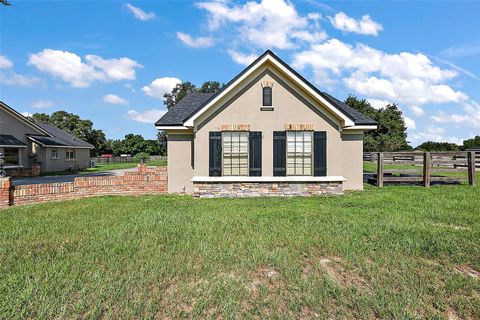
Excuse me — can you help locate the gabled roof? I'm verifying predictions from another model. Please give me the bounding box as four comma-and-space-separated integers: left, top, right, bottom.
0, 101, 52, 136
155, 50, 377, 128
155, 93, 215, 126
0, 134, 27, 147
27, 123, 94, 149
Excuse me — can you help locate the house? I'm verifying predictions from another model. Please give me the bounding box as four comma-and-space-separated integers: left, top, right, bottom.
0, 101, 93, 176
155, 50, 377, 197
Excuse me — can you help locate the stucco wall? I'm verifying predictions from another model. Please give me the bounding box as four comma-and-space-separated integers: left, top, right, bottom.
194, 65, 344, 179
41, 147, 91, 173
341, 133, 364, 190
166, 133, 194, 193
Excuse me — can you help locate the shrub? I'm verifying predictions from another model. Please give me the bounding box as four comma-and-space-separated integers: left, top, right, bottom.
134, 152, 150, 163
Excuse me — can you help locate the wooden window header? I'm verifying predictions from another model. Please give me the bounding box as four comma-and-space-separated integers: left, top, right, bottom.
285, 124, 314, 131
220, 124, 251, 132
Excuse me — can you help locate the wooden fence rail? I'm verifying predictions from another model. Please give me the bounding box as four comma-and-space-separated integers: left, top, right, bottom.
371, 151, 477, 187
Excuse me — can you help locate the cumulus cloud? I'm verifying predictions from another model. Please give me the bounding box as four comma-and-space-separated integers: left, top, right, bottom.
176, 32, 214, 48
32, 99, 54, 109
430, 101, 480, 129
21, 111, 33, 117
142, 77, 181, 99
125, 3, 155, 21
409, 126, 463, 145
328, 12, 383, 36
0, 55, 13, 69
196, 0, 326, 50
292, 39, 467, 106
103, 94, 128, 105
28, 49, 142, 88
403, 116, 416, 130
126, 109, 165, 123
0, 72, 40, 87
367, 98, 391, 110
228, 50, 257, 66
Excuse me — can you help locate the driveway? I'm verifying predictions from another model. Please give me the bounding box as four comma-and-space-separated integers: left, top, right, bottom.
12, 168, 137, 186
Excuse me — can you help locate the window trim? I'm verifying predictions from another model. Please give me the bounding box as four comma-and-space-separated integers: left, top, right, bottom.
221, 131, 249, 176
51, 148, 59, 160
1, 147, 21, 166
262, 86, 272, 106
65, 149, 76, 161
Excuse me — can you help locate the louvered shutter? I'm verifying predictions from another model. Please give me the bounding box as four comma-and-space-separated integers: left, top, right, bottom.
209, 132, 222, 176
273, 131, 286, 176
313, 131, 327, 176
249, 131, 262, 176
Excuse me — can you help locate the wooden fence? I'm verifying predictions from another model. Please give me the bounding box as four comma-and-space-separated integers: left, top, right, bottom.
90, 155, 167, 165
364, 152, 477, 187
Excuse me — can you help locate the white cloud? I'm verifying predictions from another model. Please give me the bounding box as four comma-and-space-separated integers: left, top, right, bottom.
126, 109, 165, 123
103, 94, 128, 105
329, 12, 383, 36
21, 111, 33, 117
367, 98, 391, 110
176, 32, 214, 48
0, 72, 40, 87
430, 101, 480, 129
0, 55, 13, 69
228, 50, 257, 66
293, 39, 467, 106
404, 116, 416, 130
409, 126, 463, 145
125, 3, 155, 21
31, 99, 53, 109
28, 49, 142, 88
142, 77, 181, 99
196, 0, 326, 50
410, 105, 425, 116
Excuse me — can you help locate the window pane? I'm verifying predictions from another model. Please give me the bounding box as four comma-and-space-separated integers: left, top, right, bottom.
4, 148, 19, 166
286, 131, 313, 176
222, 131, 249, 176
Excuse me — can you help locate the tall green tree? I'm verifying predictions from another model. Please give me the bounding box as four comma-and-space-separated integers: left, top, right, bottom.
344, 95, 410, 152
463, 135, 480, 150
108, 134, 163, 156
163, 81, 224, 110
157, 130, 167, 156
29, 111, 109, 156
415, 141, 460, 151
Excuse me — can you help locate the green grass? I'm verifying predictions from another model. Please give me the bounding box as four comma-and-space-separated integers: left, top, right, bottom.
41, 160, 167, 176
1, 185, 479, 319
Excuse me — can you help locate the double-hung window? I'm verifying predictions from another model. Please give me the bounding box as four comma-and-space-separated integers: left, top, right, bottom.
66, 149, 76, 160
3, 148, 20, 166
51, 148, 58, 159
222, 131, 248, 176
286, 131, 312, 175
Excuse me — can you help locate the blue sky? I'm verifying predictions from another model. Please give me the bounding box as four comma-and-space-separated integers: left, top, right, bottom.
1, 0, 479, 145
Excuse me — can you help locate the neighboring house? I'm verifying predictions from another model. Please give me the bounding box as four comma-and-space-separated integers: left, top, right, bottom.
156, 50, 377, 197
0, 101, 93, 175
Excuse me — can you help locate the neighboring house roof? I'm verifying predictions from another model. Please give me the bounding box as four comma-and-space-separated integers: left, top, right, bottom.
155, 93, 215, 126
0, 134, 27, 147
27, 123, 94, 149
155, 50, 377, 128
0, 101, 53, 136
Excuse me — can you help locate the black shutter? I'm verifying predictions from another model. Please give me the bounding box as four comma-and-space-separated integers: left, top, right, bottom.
249, 131, 262, 176
273, 131, 286, 176
209, 132, 222, 176
263, 87, 272, 106
314, 131, 327, 176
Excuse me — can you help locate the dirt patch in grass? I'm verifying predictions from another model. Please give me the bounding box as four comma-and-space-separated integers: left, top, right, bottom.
248, 267, 280, 293
454, 265, 480, 279
446, 306, 461, 320
318, 256, 371, 292
432, 222, 471, 231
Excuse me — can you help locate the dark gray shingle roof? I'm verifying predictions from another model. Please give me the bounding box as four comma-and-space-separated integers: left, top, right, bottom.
155, 50, 377, 127
155, 93, 215, 126
28, 123, 94, 148
0, 134, 26, 147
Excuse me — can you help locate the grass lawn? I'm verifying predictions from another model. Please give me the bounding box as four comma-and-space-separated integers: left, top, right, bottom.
1, 186, 479, 318
40, 160, 167, 176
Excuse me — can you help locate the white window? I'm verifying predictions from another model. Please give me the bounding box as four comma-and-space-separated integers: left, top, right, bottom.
51, 148, 58, 159
287, 131, 312, 176
66, 149, 76, 160
222, 131, 248, 176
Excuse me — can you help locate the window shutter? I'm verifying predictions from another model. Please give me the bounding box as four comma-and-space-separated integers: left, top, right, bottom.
249, 131, 262, 176
209, 132, 222, 176
314, 131, 327, 176
263, 87, 272, 106
273, 131, 286, 176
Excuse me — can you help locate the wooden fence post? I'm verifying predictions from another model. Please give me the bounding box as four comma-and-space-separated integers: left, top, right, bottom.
468, 151, 476, 186
423, 152, 431, 187
377, 152, 384, 187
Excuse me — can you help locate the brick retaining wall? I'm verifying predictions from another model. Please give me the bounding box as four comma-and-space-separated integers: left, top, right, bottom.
193, 181, 343, 198
0, 164, 167, 208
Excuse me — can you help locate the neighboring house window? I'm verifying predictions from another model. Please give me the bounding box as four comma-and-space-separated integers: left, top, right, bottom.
222, 131, 248, 176
286, 131, 312, 176
262, 86, 272, 106
3, 148, 20, 166
51, 148, 58, 159
66, 149, 76, 160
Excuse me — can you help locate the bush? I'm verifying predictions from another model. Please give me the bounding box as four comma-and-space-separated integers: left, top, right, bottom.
134, 152, 150, 163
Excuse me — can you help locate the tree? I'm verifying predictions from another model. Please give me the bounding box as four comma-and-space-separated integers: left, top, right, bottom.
108, 134, 163, 156
1, 0, 12, 6
463, 135, 480, 150
415, 141, 460, 151
29, 111, 109, 156
344, 95, 410, 152
163, 81, 224, 110
157, 130, 167, 155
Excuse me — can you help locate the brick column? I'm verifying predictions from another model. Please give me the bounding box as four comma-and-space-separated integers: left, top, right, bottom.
137, 163, 147, 173
0, 177, 12, 209
31, 163, 41, 177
